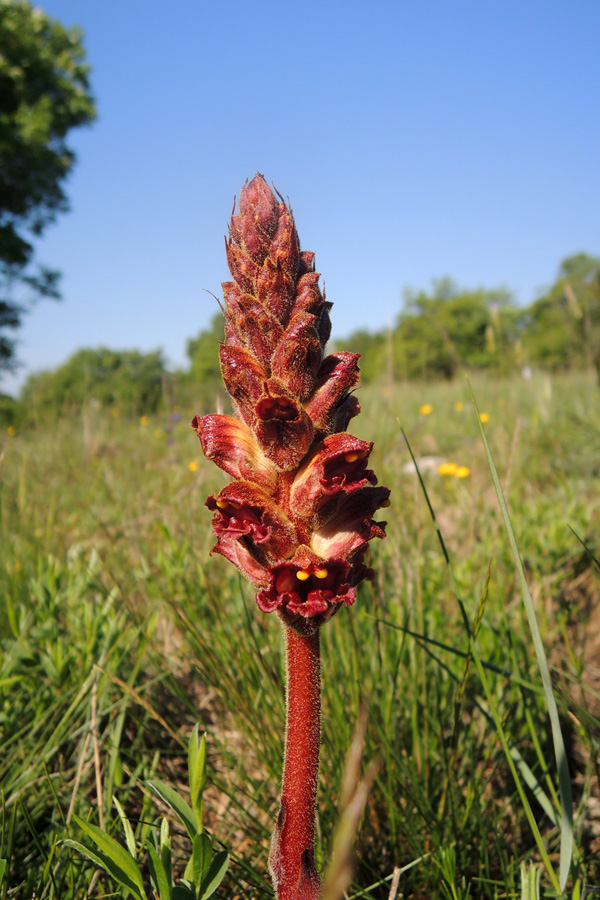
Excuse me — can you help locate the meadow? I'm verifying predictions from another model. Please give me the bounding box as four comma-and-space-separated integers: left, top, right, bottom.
1, 369, 599, 899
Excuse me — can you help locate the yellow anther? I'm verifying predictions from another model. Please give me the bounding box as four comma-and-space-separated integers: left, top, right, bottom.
296, 570, 311, 581
229, 501, 242, 509
216, 499, 229, 509
345, 449, 368, 463
313, 568, 328, 579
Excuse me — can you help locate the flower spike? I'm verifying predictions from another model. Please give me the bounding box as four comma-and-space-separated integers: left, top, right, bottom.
193, 173, 388, 631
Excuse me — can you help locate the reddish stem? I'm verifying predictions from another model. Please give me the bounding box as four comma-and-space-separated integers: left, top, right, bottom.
269, 626, 322, 900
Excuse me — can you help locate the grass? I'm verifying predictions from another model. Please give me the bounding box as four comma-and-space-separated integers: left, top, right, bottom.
1, 369, 599, 898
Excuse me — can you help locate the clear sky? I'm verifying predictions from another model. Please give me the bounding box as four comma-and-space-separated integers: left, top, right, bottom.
3, 0, 599, 396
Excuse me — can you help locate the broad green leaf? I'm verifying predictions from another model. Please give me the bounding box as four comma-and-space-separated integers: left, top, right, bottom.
184, 831, 212, 885
113, 795, 137, 858
147, 842, 172, 900
199, 850, 229, 900
146, 780, 197, 840
72, 814, 146, 895
62, 838, 146, 900
42, 833, 58, 885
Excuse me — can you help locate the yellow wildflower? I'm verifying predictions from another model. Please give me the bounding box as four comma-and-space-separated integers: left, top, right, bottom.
7, 425, 16, 435
454, 401, 463, 412
419, 404, 433, 415
455, 466, 471, 478
188, 460, 199, 472
140, 415, 149, 426
438, 462, 458, 476
479, 412, 490, 423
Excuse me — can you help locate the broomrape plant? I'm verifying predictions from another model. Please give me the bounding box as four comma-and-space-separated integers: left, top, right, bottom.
193, 174, 389, 899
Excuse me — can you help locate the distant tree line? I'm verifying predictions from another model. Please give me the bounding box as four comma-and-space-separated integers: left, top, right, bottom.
1, 252, 598, 428
19, 347, 165, 416
335, 253, 600, 384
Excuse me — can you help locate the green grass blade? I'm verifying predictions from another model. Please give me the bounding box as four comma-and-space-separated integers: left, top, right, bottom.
470, 386, 573, 891
471, 651, 560, 893
379, 617, 559, 826
113, 795, 137, 858
568, 524, 600, 571
172, 884, 196, 900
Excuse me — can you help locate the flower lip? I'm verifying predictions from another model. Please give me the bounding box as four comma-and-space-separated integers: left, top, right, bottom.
256, 396, 299, 422
206, 480, 298, 563
310, 483, 389, 560
290, 433, 377, 519
305, 353, 361, 435
322, 444, 375, 487
206, 494, 270, 543
210, 531, 271, 589
256, 555, 355, 620
192, 414, 277, 489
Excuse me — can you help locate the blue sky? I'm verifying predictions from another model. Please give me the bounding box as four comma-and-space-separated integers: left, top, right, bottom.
3, 0, 599, 396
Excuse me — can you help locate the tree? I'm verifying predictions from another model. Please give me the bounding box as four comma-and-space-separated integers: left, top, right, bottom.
523, 253, 600, 379
20, 347, 166, 418
391, 279, 519, 380
186, 311, 223, 384
181, 311, 228, 410
0, 1, 95, 372
332, 327, 387, 383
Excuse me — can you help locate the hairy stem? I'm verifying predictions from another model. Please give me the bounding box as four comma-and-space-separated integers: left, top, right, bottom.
269, 626, 322, 900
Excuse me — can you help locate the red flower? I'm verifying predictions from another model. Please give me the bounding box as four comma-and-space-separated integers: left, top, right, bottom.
206, 480, 297, 565
256, 549, 356, 633
193, 174, 388, 631
289, 432, 378, 519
